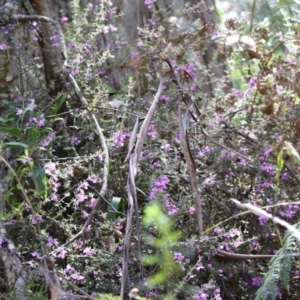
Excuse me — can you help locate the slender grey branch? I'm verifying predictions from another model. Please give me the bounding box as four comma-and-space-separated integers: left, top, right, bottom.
178, 108, 203, 235
231, 198, 300, 241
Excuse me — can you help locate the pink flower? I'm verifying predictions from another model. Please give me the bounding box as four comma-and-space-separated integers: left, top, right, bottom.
45, 162, 56, 174
57, 248, 68, 259
16, 108, 23, 115
189, 207, 195, 214
71, 273, 84, 281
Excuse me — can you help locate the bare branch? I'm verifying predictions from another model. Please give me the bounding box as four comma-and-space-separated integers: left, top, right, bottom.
178, 108, 204, 235
231, 198, 300, 241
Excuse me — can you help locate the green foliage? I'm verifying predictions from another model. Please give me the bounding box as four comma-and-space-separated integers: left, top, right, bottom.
108, 197, 124, 221
2, 0, 300, 299
255, 223, 300, 300
142, 204, 181, 291
32, 167, 47, 199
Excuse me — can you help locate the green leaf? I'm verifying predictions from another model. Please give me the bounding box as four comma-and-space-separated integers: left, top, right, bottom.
0, 127, 21, 137
51, 94, 67, 115
149, 272, 165, 286
276, 149, 284, 186
32, 167, 47, 198
108, 197, 122, 221
52, 117, 64, 122
3, 142, 28, 148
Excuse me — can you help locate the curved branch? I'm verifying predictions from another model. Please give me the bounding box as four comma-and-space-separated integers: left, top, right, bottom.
121, 78, 165, 298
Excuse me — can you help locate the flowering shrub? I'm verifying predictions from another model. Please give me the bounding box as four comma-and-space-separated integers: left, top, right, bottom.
1, 0, 300, 299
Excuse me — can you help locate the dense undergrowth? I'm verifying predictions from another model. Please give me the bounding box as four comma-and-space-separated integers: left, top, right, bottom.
1, 0, 300, 299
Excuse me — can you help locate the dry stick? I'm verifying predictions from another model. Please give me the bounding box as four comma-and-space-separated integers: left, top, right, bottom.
178, 109, 203, 235
121, 79, 166, 298
215, 249, 273, 261
121, 157, 135, 296
127, 121, 144, 271
231, 198, 300, 241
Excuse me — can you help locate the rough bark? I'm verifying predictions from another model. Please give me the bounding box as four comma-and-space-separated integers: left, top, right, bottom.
28, 0, 65, 96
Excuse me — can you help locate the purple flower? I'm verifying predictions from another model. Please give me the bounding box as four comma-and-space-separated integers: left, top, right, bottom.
189, 207, 195, 214
76, 189, 88, 202
22, 156, 33, 165
204, 177, 215, 186
160, 95, 172, 102
174, 251, 184, 262
196, 262, 205, 271
57, 248, 68, 259
233, 90, 244, 99
259, 216, 268, 226
51, 194, 59, 202
294, 270, 300, 276
214, 227, 223, 235
114, 131, 130, 147
31, 251, 39, 257
147, 124, 157, 140
161, 143, 171, 151
65, 265, 75, 275
252, 277, 262, 287
0, 43, 8, 51
61, 16, 68, 25
184, 64, 197, 80
195, 294, 208, 300
40, 132, 56, 147
252, 241, 260, 248
149, 175, 170, 199
137, 41, 144, 47
71, 273, 84, 281
45, 162, 56, 174
38, 114, 46, 127
131, 52, 139, 58
31, 215, 44, 224
83, 247, 96, 257
16, 108, 23, 115
70, 137, 81, 146
47, 237, 59, 247
145, 0, 156, 10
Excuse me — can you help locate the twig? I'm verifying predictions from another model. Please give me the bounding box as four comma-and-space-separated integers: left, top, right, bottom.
178, 108, 203, 235
231, 198, 300, 241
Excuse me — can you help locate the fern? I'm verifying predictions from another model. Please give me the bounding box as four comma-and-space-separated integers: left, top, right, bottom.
255, 223, 300, 300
